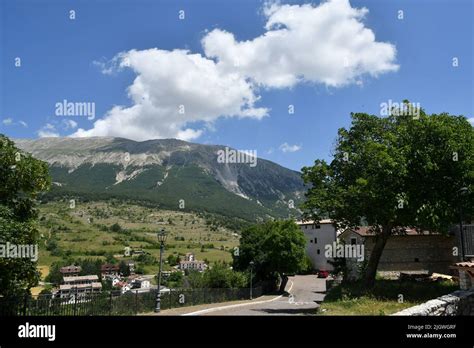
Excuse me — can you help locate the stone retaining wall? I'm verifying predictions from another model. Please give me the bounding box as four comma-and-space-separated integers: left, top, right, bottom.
393, 289, 474, 316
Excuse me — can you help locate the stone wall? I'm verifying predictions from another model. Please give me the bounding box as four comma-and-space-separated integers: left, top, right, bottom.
365, 235, 457, 274
459, 270, 472, 290
393, 289, 474, 316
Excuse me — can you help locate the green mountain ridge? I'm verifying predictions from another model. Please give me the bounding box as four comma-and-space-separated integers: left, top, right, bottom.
14, 137, 305, 221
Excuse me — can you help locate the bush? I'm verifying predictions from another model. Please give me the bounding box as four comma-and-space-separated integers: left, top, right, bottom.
166, 254, 181, 266
134, 253, 156, 265
165, 271, 184, 288
196, 263, 249, 289
110, 223, 122, 233
300, 255, 314, 275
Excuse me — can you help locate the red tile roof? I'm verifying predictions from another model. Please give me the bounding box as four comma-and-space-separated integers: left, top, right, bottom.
101, 264, 119, 272
451, 262, 474, 269
60, 265, 81, 273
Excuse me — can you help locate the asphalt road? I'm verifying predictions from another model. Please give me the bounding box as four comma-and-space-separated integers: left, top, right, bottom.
194, 275, 326, 316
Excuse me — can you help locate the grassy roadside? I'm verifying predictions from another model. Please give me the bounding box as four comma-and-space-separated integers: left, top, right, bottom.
318, 279, 458, 315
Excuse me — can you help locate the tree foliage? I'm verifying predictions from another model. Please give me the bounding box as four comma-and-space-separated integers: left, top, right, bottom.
185, 263, 248, 289
203, 262, 248, 288
0, 135, 51, 297
301, 108, 473, 287
45, 258, 103, 285
233, 220, 307, 289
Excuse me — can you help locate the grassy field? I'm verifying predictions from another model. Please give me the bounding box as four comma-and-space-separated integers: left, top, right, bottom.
36, 200, 241, 279
318, 279, 458, 315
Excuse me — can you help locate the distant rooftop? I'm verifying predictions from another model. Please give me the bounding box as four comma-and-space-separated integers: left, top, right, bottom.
296, 219, 333, 225
60, 282, 102, 291
63, 275, 99, 283
343, 226, 445, 237
60, 265, 81, 273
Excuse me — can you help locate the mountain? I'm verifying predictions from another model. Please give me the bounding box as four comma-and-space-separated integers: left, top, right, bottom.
14, 137, 305, 221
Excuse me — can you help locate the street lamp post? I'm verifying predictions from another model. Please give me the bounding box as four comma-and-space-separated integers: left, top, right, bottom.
249, 261, 254, 300
155, 228, 167, 313
458, 187, 469, 261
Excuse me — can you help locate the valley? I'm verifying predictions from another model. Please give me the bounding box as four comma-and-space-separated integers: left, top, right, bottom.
35, 199, 241, 292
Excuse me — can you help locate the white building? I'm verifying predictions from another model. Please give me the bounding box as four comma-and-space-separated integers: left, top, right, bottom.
296, 219, 337, 271
116, 281, 131, 294
178, 253, 207, 272
59, 275, 102, 299
130, 277, 151, 289
111, 277, 121, 287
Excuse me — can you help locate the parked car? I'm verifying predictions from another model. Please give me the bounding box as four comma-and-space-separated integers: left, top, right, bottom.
318, 270, 329, 278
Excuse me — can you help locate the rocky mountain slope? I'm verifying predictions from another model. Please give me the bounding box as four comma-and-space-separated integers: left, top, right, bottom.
14, 137, 305, 221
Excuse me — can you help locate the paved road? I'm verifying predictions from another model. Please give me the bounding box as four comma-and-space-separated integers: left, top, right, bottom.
195, 275, 326, 316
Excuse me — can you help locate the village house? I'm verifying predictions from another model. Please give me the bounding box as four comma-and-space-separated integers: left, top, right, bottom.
111, 277, 121, 287
296, 220, 337, 271
297, 220, 465, 277
178, 253, 207, 272
113, 275, 151, 294
101, 263, 120, 277
59, 265, 81, 277
115, 281, 131, 294
59, 275, 102, 299
339, 226, 459, 275
130, 277, 151, 290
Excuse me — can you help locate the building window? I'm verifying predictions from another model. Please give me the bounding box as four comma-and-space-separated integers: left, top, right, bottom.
314, 224, 321, 229
314, 238, 317, 244
317, 249, 320, 255
350, 237, 357, 245
414, 258, 420, 262
310, 239, 313, 243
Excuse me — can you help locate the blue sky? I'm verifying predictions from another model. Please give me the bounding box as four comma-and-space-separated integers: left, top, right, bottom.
1, 0, 472, 171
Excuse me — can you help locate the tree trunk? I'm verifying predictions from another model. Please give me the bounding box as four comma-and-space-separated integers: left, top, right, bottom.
279, 274, 288, 293
363, 225, 392, 289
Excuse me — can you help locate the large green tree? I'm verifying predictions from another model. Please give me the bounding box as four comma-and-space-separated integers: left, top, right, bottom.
233, 220, 306, 292
0, 135, 50, 297
301, 107, 473, 288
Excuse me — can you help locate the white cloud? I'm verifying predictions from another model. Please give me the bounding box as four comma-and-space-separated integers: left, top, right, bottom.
93, 59, 115, 75
78, 0, 397, 141
468, 117, 474, 126
203, 0, 398, 88
75, 49, 268, 141
38, 123, 59, 138
1, 118, 28, 127
2, 118, 13, 126
279, 142, 302, 153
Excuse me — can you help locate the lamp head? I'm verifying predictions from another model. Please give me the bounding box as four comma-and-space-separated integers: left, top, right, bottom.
157, 229, 167, 243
